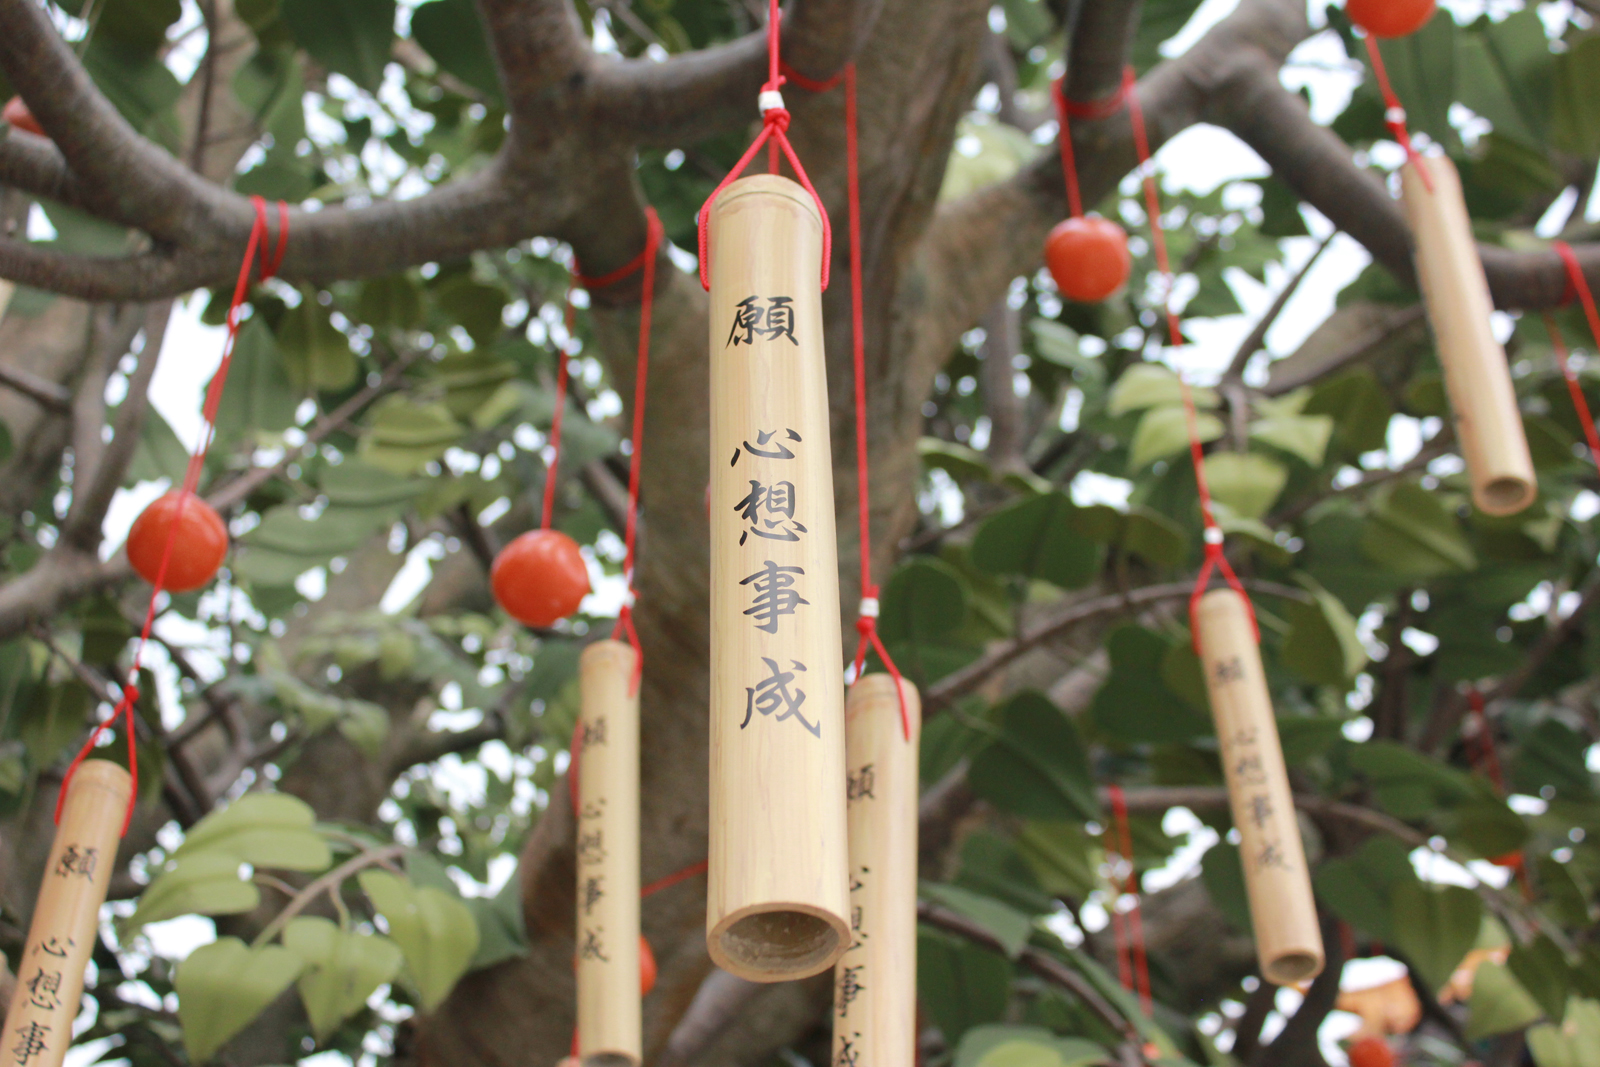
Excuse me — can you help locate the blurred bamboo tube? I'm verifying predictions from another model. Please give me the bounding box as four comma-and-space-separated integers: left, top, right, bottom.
706, 174, 849, 982
0, 280, 14, 322
833, 676, 921, 1067
576, 640, 641, 1067
1401, 152, 1535, 516
1, 761, 131, 1067
1195, 590, 1324, 986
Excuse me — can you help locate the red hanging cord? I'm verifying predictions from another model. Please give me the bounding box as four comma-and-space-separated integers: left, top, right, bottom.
1360, 33, 1433, 193
1464, 688, 1532, 899
1104, 785, 1153, 1018
696, 0, 832, 291
57, 197, 288, 834
775, 59, 910, 739
1113, 64, 1257, 650
610, 209, 664, 694
1051, 74, 1131, 221
1550, 240, 1600, 480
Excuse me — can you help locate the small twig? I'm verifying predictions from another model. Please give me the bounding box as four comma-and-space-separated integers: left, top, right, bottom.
251, 843, 408, 948
0, 363, 73, 412
206, 346, 426, 513
1222, 230, 1337, 385
1262, 306, 1427, 397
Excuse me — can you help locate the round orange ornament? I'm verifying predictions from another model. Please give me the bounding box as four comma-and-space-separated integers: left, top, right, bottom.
640, 935, 657, 996
1348, 1035, 1396, 1067
1045, 217, 1132, 303
127, 491, 229, 592
1346, 0, 1435, 38
490, 529, 590, 627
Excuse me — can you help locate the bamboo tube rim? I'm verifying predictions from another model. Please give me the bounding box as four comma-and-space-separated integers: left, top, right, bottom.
714, 174, 824, 226
709, 903, 848, 980
66, 758, 132, 800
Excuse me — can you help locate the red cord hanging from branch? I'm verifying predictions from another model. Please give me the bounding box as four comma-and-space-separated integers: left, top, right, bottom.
490, 220, 661, 631
1046, 72, 1133, 304
63, 197, 288, 835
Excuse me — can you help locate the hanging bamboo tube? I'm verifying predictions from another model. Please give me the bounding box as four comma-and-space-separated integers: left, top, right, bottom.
1401, 152, 1536, 516
1195, 590, 1324, 986
2, 760, 131, 1067
706, 174, 849, 982
833, 675, 920, 1067
575, 640, 641, 1067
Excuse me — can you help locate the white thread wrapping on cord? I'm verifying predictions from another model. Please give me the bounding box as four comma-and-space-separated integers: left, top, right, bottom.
758, 90, 786, 114
859, 597, 879, 618
1204, 527, 1224, 545
1385, 106, 1407, 125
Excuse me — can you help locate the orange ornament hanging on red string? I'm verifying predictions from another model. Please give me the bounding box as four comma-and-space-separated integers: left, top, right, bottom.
1347, 1035, 1397, 1067
1046, 76, 1133, 303
1346, 0, 1436, 38
126, 490, 229, 592
3, 96, 43, 136
490, 528, 590, 628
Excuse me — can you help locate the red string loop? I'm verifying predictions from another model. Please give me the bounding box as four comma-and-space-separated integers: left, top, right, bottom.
778, 59, 845, 94
1052, 73, 1132, 220
57, 196, 288, 835
1550, 241, 1600, 482
1361, 33, 1433, 194
696, 0, 831, 291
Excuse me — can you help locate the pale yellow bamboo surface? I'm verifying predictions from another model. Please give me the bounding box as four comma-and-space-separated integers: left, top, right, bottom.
1, 760, 131, 1067
0, 281, 14, 323
833, 675, 921, 1067
1401, 153, 1535, 516
706, 174, 849, 982
576, 640, 641, 1067
1195, 590, 1324, 985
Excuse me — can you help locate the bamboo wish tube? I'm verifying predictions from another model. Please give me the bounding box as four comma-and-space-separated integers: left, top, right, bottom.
2, 760, 131, 1067
1195, 590, 1324, 986
707, 174, 849, 982
834, 676, 920, 1067
576, 640, 641, 1067
1401, 153, 1536, 516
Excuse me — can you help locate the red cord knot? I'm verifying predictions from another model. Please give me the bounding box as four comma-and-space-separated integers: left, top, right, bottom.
856, 595, 879, 635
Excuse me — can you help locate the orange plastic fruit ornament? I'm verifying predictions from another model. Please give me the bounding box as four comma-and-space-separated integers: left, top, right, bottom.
1348, 1036, 1396, 1067
1045, 217, 1131, 303
127, 491, 229, 592
2, 96, 43, 137
640, 935, 657, 995
490, 529, 590, 627
1489, 851, 1524, 870
1346, 0, 1435, 38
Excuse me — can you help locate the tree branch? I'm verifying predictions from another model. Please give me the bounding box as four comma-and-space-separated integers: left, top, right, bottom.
0, 359, 73, 413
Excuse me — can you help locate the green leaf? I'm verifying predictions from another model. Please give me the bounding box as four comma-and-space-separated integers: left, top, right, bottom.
464, 873, 529, 970
954, 1026, 1104, 1067
1454, 10, 1552, 150
1527, 998, 1600, 1067
1469, 959, 1544, 1039
278, 292, 357, 392
1090, 626, 1213, 744
1199, 841, 1252, 933
920, 438, 993, 483
967, 691, 1097, 822
917, 929, 1011, 1043
433, 277, 508, 347
1120, 507, 1188, 567
283, 916, 403, 1039
1305, 367, 1392, 458
213, 317, 300, 444
880, 557, 968, 644
357, 870, 479, 1009
1129, 405, 1222, 470
1510, 936, 1572, 1024
1360, 482, 1477, 577
178, 792, 332, 871
1389, 881, 1482, 991
128, 407, 192, 484
410, 0, 501, 98
1015, 821, 1099, 900
279, 0, 395, 91
1250, 413, 1334, 467
970, 492, 1103, 590
177, 938, 304, 1063
1348, 739, 1478, 819
1107, 363, 1216, 416
1282, 575, 1367, 685
129, 852, 261, 928
1553, 36, 1600, 158
1201, 452, 1287, 520
1311, 836, 1417, 944
1512, 720, 1596, 802
83, 38, 182, 139
359, 396, 465, 474
358, 274, 425, 330
63, 0, 182, 53
1371, 16, 1459, 152
921, 883, 1035, 959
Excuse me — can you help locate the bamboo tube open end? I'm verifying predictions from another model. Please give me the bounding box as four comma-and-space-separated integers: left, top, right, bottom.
70, 758, 134, 798
1476, 475, 1537, 517
580, 1053, 639, 1067
1263, 949, 1325, 986
709, 905, 848, 982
